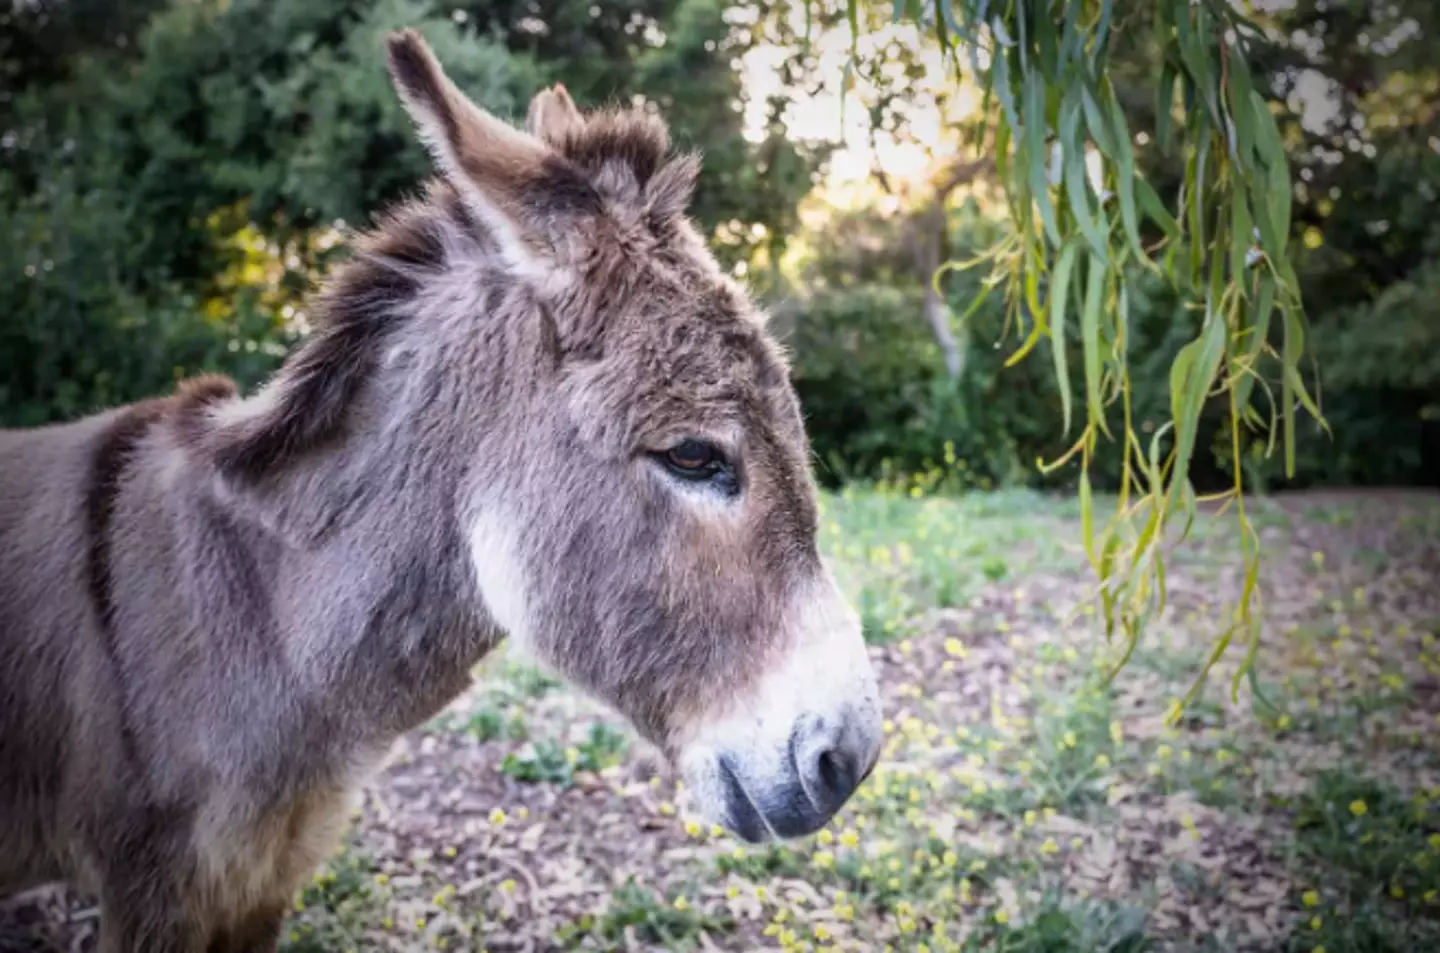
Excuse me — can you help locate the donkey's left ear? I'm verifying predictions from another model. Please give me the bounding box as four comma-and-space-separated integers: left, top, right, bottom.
526, 84, 585, 147
386, 29, 569, 268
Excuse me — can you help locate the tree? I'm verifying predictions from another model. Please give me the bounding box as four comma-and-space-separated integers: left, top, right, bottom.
828, 0, 1327, 701
0, 0, 823, 424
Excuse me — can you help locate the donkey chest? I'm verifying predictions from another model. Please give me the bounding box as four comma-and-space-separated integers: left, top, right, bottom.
189, 743, 394, 915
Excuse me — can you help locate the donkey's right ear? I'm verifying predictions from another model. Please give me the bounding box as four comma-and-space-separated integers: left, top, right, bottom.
386, 29, 555, 268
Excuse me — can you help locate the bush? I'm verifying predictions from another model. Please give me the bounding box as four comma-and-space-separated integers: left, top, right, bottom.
784, 262, 1207, 493
0, 153, 291, 427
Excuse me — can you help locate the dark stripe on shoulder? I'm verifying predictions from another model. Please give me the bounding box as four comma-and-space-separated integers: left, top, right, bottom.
84, 397, 173, 768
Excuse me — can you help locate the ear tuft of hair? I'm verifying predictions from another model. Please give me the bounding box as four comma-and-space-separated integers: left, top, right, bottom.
178, 374, 239, 406
645, 153, 701, 224
385, 29, 449, 123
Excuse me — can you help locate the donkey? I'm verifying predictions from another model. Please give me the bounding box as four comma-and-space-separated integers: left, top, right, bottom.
0, 28, 882, 953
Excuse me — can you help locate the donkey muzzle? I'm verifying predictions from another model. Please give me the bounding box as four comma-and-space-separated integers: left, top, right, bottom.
710, 708, 880, 842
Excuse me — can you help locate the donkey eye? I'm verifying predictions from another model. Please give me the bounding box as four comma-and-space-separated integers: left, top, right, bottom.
660, 439, 722, 477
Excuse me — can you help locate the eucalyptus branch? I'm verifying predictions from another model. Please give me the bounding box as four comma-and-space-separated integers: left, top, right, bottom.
829, 0, 1327, 707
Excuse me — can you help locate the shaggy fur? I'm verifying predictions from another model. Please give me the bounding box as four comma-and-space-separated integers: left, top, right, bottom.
0, 30, 863, 953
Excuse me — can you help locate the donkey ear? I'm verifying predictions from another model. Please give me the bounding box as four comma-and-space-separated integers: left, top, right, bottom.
526, 84, 585, 147
645, 153, 701, 224
386, 29, 554, 267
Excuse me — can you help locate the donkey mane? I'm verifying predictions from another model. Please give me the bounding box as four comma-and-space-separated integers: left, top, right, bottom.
190, 104, 697, 484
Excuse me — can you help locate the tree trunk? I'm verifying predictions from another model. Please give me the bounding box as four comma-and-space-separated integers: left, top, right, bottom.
896, 156, 991, 379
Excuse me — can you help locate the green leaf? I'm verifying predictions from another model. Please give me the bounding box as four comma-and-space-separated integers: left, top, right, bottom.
1080, 81, 1116, 157
1168, 314, 1227, 509
1249, 90, 1291, 260
1061, 91, 1107, 259
1059, 0, 1083, 69
991, 43, 1020, 132
1049, 241, 1080, 435
1024, 71, 1062, 247
1155, 61, 1178, 153
1092, 0, 1114, 68
1225, 52, 1257, 169
1233, 274, 1274, 413
1081, 251, 1110, 437
1103, 82, 1145, 263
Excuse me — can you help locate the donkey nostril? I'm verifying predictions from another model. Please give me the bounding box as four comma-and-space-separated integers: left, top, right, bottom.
803, 741, 860, 814
817, 750, 844, 797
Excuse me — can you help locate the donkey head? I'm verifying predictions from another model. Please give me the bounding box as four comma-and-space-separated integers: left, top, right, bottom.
373, 31, 882, 840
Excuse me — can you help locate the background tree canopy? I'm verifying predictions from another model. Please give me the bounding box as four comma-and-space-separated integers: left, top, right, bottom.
3, 0, 1437, 488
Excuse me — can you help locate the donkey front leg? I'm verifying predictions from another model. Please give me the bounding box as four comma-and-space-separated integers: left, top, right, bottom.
204, 903, 289, 953
92, 809, 210, 953
97, 877, 287, 953
96, 891, 208, 953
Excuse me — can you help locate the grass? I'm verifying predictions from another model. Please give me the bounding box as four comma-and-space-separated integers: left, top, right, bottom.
252, 486, 1440, 952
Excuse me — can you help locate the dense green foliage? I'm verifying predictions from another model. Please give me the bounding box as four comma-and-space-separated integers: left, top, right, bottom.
2, 0, 1436, 492
785, 0, 1440, 493
1, 0, 818, 425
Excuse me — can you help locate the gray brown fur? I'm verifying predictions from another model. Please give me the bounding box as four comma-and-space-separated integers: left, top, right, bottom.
0, 29, 839, 953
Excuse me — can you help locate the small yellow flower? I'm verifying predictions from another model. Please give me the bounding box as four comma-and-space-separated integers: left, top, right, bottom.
1349, 800, 1368, 817
994, 910, 1010, 925
816, 828, 834, 846
1302, 890, 1321, 908
1040, 838, 1059, 854
1390, 884, 1404, 899
813, 850, 835, 869
673, 895, 689, 911
840, 828, 860, 848
488, 807, 507, 825
1023, 810, 1037, 826
1094, 753, 1111, 769
500, 879, 516, 894
944, 638, 967, 658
